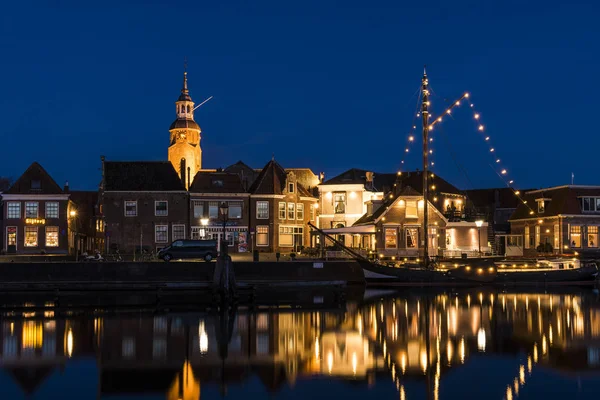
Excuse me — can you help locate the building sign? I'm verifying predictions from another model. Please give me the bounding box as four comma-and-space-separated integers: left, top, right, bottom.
25, 218, 46, 225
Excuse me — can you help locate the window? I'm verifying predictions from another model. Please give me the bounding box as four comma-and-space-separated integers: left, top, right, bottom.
256, 201, 269, 219
45, 202, 59, 218
405, 228, 418, 248
45, 226, 59, 247
385, 228, 397, 249
193, 201, 204, 218
310, 204, 315, 221
588, 226, 598, 248
7, 202, 20, 219
7, 227, 17, 247
287, 202, 295, 220
406, 201, 418, 218
31, 180, 41, 190
570, 225, 581, 248
256, 226, 269, 246
580, 197, 600, 212
279, 226, 294, 247
25, 226, 38, 247
211, 179, 224, 187
279, 202, 286, 219
296, 203, 304, 220
554, 224, 560, 251
535, 225, 541, 246
155, 225, 168, 243
226, 232, 234, 246
334, 193, 346, 214
228, 202, 242, 219
125, 201, 137, 217
524, 226, 531, 249
155, 201, 168, 216
597, 199, 600, 211
25, 202, 39, 218
288, 182, 295, 193
172, 224, 185, 241
209, 201, 219, 218
537, 200, 545, 213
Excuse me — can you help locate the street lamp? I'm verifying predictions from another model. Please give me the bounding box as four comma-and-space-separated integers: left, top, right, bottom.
475, 220, 484, 257
70, 210, 78, 261
219, 202, 229, 257
200, 218, 209, 239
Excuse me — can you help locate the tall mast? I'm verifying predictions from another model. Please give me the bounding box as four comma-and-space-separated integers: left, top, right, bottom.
421, 68, 430, 268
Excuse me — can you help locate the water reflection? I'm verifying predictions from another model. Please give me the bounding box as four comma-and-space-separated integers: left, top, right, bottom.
0, 289, 599, 398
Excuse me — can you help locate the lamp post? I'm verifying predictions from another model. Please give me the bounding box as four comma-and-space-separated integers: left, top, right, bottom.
219, 202, 229, 257
200, 218, 209, 239
70, 210, 78, 261
475, 220, 484, 258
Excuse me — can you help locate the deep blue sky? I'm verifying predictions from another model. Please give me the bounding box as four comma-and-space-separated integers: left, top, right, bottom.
1, 0, 598, 190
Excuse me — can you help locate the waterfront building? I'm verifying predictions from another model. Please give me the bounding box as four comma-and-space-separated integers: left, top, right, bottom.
167, 70, 202, 189
317, 168, 396, 246
101, 159, 188, 254
188, 170, 250, 252
509, 185, 600, 257
248, 159, 318, 253
321, 170, 489, 258
0, 162, 73, 255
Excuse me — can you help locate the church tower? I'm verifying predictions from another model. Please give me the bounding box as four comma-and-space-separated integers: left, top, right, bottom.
168, 69, 202, 189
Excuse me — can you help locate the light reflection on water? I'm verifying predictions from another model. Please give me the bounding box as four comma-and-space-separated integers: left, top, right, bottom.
0, 289, 599, 399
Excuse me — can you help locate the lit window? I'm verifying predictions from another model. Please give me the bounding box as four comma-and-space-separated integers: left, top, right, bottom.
310, 204, 315, 221
25, 202, 39, 218
279, 202, 286, 219
535, 225, 541, 246
256, 201, 269, 219
524, 226, 531, 249
45, 226, 59, 247
155, 201, 168, 216
124, 201, 137, 217
155, 225, 168, 243
7, 202, 20, 219
553, 224, 559, 251
570, 225, 582, 248
537, 200, 545, 213
172, 224, 186, 241
193, 201, 204, 218
287, 202, 295, 220
385, 228, 397, 249
256, 226, 269, 246
209, 201, 219, 218
6, 227, 17, 246
334, 193, 346, 214
25, 226, 38, 247
405, 228, 418, 248
406, 201, 418, 218
296, 203, 304, 220
45, 202, 59, 218
279, 226, 293, 247
228, 202, 242, 219
588, 226, 598, 248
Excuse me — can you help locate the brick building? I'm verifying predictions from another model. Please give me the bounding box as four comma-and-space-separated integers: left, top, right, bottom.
509, 185, 600, 257
248, 159, 318, 253
188, 170, 250, 253
101, 160, 188, 254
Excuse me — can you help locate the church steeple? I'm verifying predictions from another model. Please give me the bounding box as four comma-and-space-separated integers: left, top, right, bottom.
168, 65, 202, 189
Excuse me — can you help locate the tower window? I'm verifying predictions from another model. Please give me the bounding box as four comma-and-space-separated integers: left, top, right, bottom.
187, 105, 191, 113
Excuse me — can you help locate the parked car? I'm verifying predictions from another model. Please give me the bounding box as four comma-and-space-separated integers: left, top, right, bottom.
157, 239, 218, 262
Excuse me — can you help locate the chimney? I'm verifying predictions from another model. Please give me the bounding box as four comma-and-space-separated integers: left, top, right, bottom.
365, 171, 374, 190
180, 158, 187, 188
63, 181, 69, 193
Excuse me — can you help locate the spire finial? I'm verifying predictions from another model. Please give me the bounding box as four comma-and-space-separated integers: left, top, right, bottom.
423, 64, 427, 76
271, 153, 275, 161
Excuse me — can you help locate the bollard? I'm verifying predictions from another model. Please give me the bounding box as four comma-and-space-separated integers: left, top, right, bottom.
276, 252, 280, 262
253, 250, 259, 262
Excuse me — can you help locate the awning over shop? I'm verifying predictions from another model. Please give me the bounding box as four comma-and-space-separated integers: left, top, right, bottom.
320, 225, 375, 234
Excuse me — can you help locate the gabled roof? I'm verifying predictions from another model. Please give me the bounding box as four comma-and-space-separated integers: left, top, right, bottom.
103, 161, 186, 191
189, 171, 246, 193
225, 160, 260, 191
249, 160, 315, 197
4, 162, 64, 195
511, 185, 600, 220
465, 187, 534, 209
321, 168, 397, 192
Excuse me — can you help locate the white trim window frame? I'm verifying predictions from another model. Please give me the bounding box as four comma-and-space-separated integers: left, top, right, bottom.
45, 226, 59, 247
287, 202, 295, 220
155, 201, 168, 217
24, 226, 38, 247
172, 224, 186, 241
6, 226, 17, 249
256, 225, 269, 246
587, 225, 598, 248
155, 225, 169, 243
288, 182, 295, 193
25, 202, 39, 218
45, 202, 59, 219
256, 201, 269, 219
385, 227, 398, 249
278, 202, 286, 220
125, 201, 138, 217
524, 225, 530, 249
405, 200, 418, 218
7, 202, 21, 219
296, 203, 304, 220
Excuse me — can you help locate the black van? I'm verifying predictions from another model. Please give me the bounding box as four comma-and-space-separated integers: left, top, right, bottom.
158, 239, 218, 262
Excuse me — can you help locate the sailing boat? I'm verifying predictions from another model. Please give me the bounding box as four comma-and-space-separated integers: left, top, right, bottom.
311, 69, 598, 285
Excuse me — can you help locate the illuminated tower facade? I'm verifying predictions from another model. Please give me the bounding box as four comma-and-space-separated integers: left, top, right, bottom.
168, 70, 202, 189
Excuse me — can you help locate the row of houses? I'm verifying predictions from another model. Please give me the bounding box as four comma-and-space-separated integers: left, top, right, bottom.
2, 160, 600, 258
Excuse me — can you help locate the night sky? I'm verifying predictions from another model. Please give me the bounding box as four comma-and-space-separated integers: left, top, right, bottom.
1, 0, 598, 191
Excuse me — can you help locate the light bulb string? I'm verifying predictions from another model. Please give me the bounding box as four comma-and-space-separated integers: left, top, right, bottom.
398, 87, 424, 170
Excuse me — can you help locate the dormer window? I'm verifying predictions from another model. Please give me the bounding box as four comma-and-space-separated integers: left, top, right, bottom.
31, 180, 41, 190
579, 197, 600, 213
212, 179, 224, 188
537, 200, 545, 213
288, 182, 295, 193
